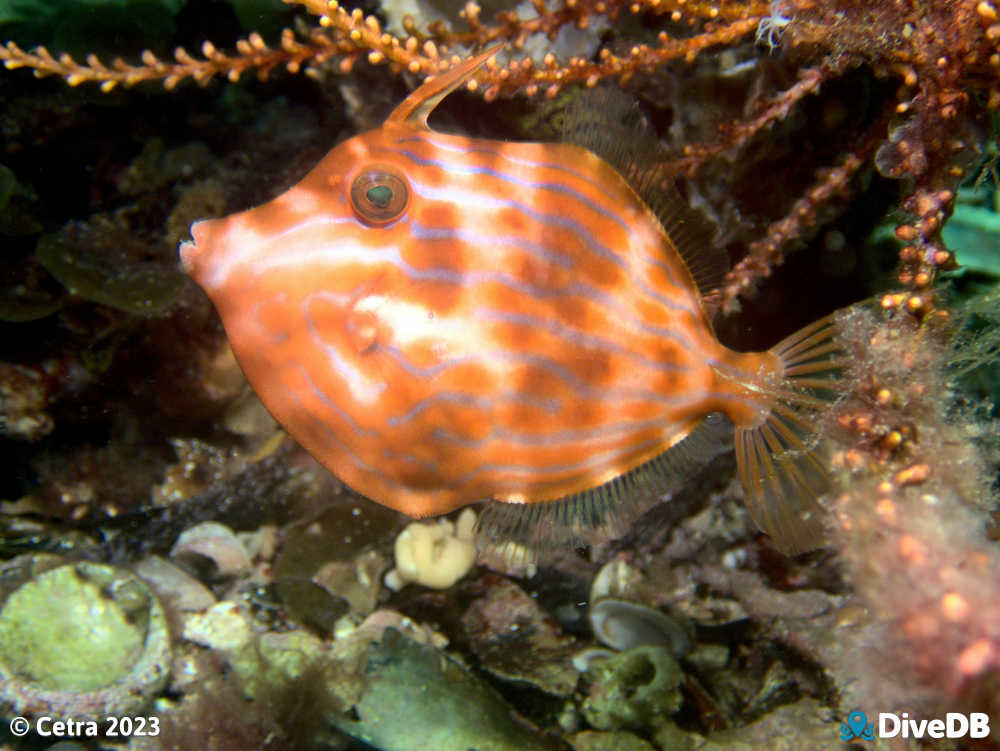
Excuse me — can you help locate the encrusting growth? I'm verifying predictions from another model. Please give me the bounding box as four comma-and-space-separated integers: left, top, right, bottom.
824, 295, 1000, 716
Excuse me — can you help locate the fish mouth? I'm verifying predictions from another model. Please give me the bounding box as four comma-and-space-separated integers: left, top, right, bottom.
178, 219, 213, 279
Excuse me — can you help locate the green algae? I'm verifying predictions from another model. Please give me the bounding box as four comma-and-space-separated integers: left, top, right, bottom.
35, 231, 184, 316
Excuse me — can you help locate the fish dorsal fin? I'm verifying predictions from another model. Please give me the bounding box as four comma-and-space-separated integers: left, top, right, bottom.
388, 44, 504, 130
562, 87, 728, 299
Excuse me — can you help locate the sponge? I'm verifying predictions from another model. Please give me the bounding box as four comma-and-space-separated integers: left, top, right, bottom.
384, 508, 478, 590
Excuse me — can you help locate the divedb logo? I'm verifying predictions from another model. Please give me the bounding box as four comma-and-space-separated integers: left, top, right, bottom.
841, 710, 991, 741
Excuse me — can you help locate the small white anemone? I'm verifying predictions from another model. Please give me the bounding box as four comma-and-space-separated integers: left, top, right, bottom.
756, 0, 792, 50
384, 508, 478, 590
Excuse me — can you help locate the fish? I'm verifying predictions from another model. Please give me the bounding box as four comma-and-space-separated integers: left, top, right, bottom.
179, 46, 846, 557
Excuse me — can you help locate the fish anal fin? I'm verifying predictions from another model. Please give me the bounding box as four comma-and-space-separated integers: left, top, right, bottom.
476, 414, 731, 567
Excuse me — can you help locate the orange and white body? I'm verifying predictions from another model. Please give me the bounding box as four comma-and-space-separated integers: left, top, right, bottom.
181, 48, 844, 555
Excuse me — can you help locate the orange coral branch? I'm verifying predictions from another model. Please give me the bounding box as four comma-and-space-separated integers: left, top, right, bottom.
0, 29, 348, 91
666, 63, 833, 176
720, 116, 884, 313
0, 0, 766, 97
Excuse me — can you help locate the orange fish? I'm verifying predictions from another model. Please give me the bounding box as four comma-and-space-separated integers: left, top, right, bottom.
180, 47, 845, 556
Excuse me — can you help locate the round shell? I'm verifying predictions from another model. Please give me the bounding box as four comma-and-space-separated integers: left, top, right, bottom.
0, 560, 171, 721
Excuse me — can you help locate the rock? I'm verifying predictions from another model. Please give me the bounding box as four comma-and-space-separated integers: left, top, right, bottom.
692, 698, 844, 750
571, 729, 657, 751
331, 628, 563, 751
133, 555, 216, 613
182, 601, 252, 651
312, 549, 388, 617
170, 521, 252, 578
462, 574, 580, 697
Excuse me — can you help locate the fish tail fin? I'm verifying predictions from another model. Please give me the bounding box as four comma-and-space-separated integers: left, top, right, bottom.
733, 314, 848, 554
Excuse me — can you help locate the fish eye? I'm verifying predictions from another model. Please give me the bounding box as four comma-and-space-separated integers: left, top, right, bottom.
349, 165, 408, 225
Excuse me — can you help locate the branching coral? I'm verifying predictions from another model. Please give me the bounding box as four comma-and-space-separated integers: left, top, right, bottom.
1, 0, 768, 95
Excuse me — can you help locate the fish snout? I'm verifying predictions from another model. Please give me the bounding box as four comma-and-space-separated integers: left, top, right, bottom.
178, 218, 215, 278
179, 216, 241, 293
